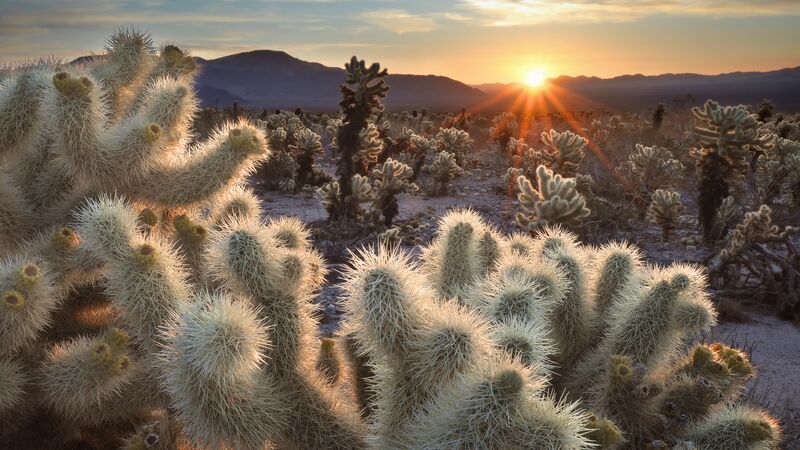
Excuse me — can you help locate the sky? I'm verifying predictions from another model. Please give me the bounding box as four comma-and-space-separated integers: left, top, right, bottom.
1, 0, 799, 84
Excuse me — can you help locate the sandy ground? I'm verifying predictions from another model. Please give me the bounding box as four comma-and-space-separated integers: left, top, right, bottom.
714, 315, 800, 447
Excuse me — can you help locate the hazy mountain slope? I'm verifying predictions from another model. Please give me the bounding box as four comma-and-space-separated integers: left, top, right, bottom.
194, 51, 484, 110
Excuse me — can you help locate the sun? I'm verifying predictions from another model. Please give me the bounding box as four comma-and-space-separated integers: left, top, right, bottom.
525, 69, 546, 88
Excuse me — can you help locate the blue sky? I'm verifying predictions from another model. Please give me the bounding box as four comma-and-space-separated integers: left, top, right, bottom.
1, 0, 798, 83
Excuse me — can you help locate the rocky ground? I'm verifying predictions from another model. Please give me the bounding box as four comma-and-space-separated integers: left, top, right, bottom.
257, 145, 800, 447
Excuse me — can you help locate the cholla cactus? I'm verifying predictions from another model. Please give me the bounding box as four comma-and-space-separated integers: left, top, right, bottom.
317, 174, 375, 220
647, 189, 685, 240
371, 158, 418, 226
254, 126, 299, 192
262, 110, 305, 134
538, 129, 588, 177
720, 205, 797, 262
0, 43, 266, 248
489, 112, 518, 148
356, 121, 384, 170
339, 209, 778, 449
692, 100, 773, 241
425, 151, 464, 196
334, 57, 389, 218
516, 165, 590, 231
1, 189, 782, 449
618, 144, 684, 203
708, 195, 739, 242
693, 100, 773, 160
710, 203, 799, 318
503, 167, 525, 196
0, 29, 269, 278
290, 127, 325, 187
434, 127, 473, 167
755, 136, 800, 205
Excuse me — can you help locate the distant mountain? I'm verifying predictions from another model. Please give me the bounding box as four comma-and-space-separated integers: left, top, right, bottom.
70, 52, 800, 112
472, 68, 800, 112
194, 50, 484, 110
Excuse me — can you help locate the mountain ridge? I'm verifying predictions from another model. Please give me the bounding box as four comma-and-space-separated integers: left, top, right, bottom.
72, 51, 800, 112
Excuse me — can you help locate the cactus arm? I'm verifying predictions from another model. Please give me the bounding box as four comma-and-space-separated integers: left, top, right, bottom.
132, 122, 268, 207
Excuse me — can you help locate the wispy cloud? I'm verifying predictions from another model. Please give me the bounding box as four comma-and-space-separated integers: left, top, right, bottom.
358, 9, 436, 33
459, 0, 800, 26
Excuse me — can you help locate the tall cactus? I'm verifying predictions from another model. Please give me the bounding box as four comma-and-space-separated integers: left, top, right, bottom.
692, 100, 772, 241
335, 57, 389, 218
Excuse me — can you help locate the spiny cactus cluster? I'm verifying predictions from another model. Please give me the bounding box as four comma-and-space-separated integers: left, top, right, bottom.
0, 29, 269, 254
255, 110, 331, 192
648, 189, 686, 240
707, 203, 800, 318
618, 144, 684, 205
755, 135, 800, 205
0, 151, 784, 449
720, 205, 797, 262
538, 129, 588, 177
516, 165, 591, 231
425, 150, 464, 196
490, 111, 519, 148
371, 158, 418, 226
340, 209, 780, 449
318, 173, 374, 220
691, 100, 773, 241
332, 57, 389, 219
434, 126, 473, 167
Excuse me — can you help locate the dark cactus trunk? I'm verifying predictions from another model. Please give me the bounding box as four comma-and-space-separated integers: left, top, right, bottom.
698, 148, 730, 243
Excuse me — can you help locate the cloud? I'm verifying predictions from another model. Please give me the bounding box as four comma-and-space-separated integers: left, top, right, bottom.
459, 0, 800, 26
358, 9, 436, 33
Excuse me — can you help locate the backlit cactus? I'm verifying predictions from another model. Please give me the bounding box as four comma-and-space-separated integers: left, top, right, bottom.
425, 150, 464, 196
538, 129, 588, 178
516, 165, 591, 231
371, 158, 418, 226
290, 127, 325, 187
0, 31, 787, 450
618, 144, 684, 204
333, 57, 389, 218
434, 126, 473, 167
337, 209, 776, 449
720, 205, 798, 262
692, 100, 772, 241
489, 111, 518, 148
647, 188, 686, 240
